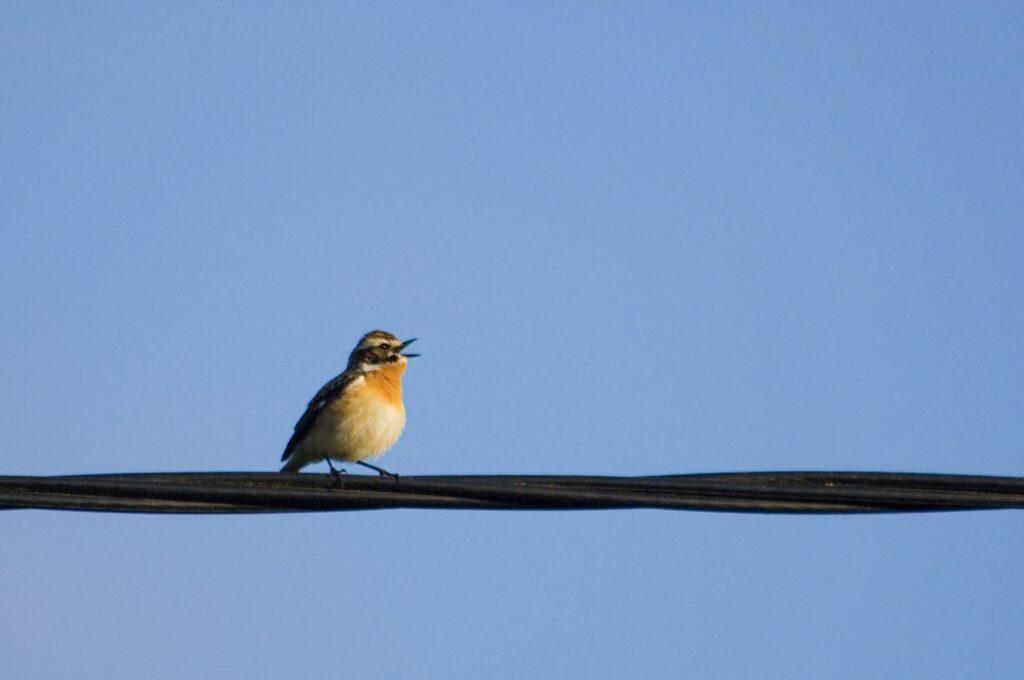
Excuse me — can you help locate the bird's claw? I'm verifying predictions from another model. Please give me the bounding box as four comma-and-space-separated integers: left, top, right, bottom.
328, 467, 348, 487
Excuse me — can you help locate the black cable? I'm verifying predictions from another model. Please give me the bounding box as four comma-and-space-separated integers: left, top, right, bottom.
1, 471, 1023, 514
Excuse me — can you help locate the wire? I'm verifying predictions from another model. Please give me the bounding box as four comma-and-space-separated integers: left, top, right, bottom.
1, 471, 1023, 514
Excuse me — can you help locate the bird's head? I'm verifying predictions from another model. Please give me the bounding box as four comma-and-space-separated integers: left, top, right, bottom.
348, 330, 420, 372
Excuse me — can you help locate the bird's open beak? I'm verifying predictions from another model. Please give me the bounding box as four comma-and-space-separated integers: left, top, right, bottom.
399, 338, 420, 358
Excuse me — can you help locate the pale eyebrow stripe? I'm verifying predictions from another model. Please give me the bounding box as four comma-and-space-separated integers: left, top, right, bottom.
358, 334, 397, 349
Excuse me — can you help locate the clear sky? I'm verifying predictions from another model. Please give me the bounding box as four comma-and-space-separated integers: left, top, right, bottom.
2, 2, 1023, 678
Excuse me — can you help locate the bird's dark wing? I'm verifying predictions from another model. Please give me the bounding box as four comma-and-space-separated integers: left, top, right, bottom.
280, 370, 359, 462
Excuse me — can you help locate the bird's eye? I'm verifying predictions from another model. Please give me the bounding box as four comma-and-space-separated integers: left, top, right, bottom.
378, 343, 390, 350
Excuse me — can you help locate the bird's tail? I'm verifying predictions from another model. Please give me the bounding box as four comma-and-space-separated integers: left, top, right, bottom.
280, 455, 306, 473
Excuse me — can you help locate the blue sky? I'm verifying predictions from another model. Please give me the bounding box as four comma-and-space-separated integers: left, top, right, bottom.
2, 2, 1022, 678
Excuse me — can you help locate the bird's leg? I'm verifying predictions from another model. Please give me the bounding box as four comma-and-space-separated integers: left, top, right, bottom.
324, 457, 347, 486
356, 461, 399, 481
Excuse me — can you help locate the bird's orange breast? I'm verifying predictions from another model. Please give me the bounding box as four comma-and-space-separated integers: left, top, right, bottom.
363, 361, 406, 407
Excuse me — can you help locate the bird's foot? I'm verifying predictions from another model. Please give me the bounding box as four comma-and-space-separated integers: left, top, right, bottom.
356, 461, 399, 481
325, 460, 348, 487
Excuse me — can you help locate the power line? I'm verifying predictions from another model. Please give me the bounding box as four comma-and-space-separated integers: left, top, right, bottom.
1, 471, 1023, 514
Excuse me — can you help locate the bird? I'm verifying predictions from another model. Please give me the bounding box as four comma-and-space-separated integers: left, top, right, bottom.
280, 330, 419, 479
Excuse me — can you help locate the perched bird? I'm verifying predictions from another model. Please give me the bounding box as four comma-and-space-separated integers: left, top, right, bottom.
280, 330, 419, 478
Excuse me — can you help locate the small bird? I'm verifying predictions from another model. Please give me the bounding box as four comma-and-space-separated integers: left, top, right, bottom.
280, 330, 419, 479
